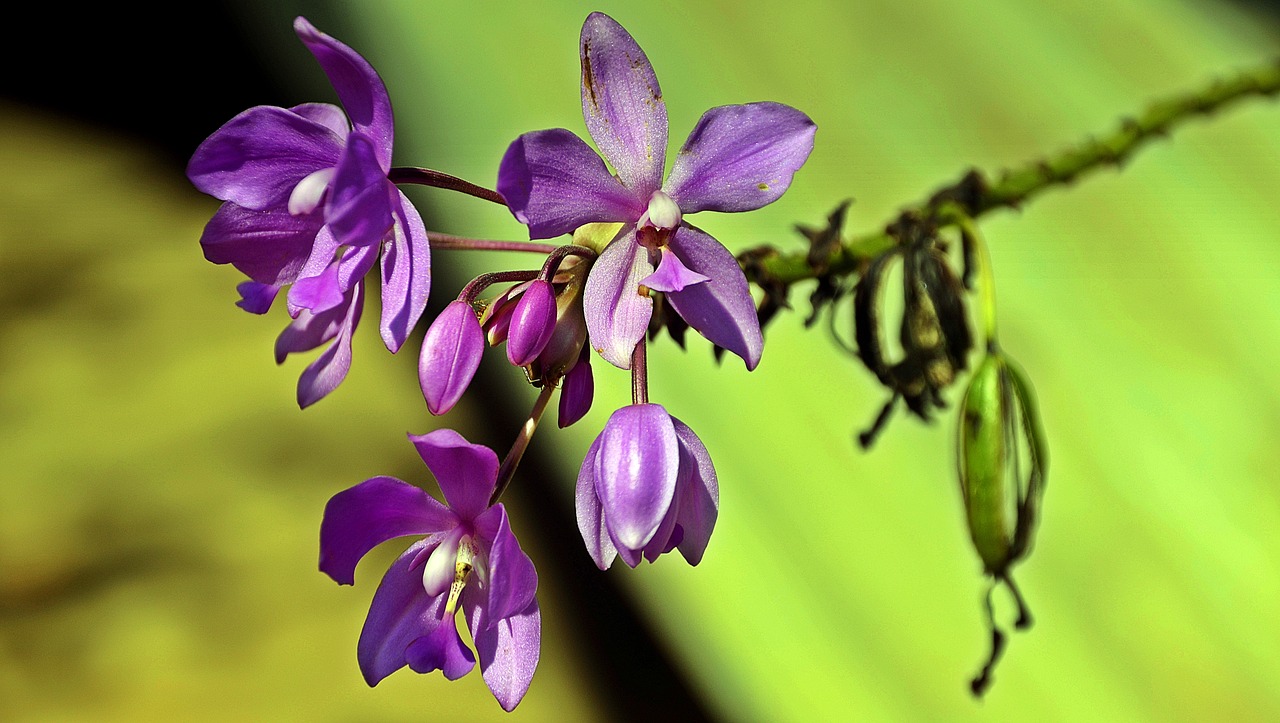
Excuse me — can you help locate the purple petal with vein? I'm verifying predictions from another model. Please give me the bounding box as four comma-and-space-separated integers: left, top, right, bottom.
475, 505, 538, 623
357, 540, 444, 686
320, 476, 455, 585
378, 191, 431, 352
187, 105, 344, 210
558, 351, 594, 429
235, 281, 280, 315
671, 416, 719, 565
665, 226, 763, 370
580, 12, 667, 193
325, 133, 394, 249
294, 282, 364, 408
466, 596, 541, 712
291, 102, 349, 136
575, 435, 616, 569
405, 618, 476, 680
583, 230, 653, 369
506, 280, 558, 366
594, 404, 679, 550
200, 202, 319, 286
419, 300, 484, 416
497, 129, 642, 239
294, 16, 394, 167
410, 429, 499, 522
664, 102, 816, 213
641, 248, 709, 293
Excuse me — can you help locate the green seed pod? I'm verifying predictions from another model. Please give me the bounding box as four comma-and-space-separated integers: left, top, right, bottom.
956, 346, 1047, 697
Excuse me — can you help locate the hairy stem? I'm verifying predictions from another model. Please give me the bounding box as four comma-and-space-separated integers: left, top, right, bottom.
491, 383, 557, 505
428, 232, 559, 254
389, 166, 507, 206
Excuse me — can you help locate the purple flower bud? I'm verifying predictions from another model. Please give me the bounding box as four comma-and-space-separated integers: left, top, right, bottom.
557, 350, 594, 428
506, 279, 558, 366
418, 300, 484, 415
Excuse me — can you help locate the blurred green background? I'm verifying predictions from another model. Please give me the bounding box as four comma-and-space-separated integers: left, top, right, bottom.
2, 0, 1278, 720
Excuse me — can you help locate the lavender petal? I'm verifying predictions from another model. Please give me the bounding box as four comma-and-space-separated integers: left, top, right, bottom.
294, 281, 364, 408
506, 280, 558, 367
582, 229, 653, 369
557, 350, 594, 429
593, 404, 679, 551
378, 191, 432, 353
575, 435, 616, 570
466, 596, 541, 712
418, 300, 485, 416
670, 416, 719, 565
405, 616, 476, 680
474, 505, 538, 624
235, 281, 280, 315
665, 225, 763, 370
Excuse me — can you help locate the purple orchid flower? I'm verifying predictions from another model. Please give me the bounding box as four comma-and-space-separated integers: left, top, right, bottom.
320, 429, 540, 712
576, 404, 719, 569
188, 16, 430, 406
498, 12, 816, 370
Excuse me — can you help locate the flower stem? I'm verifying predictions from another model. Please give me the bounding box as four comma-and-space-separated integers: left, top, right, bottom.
388, 166, 507, 206
459, 270, 541, 304
491, 383, 557, 505
428, 232, 558, 254
631, 340, 649, 406
539, 244, 599, 279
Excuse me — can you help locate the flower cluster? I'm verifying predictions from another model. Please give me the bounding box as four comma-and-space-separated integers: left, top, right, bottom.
190, 12, 813, 711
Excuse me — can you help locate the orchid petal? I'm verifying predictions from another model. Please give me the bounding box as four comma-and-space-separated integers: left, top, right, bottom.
466, 596, 541, 712
294, 16, 394, 168
187, 105, 343, 210
294, 282, 364, 408
356, 539, 445, 686
199, 202, 319, 286
287, 167, 335, 216
325, 133, 394, 249
290, 102, 349, 136
664, 102, 816, 213
319, 476, 455, 585
497, 129, 642, 239
418, 300, 485, 416
594, 404, 679, 551
665, 226, 763, 370
405, 616, 476, 680
421, 528, 465, 598
235, 281, 280, 315
640, 247, 710, 293
378, 191, 432, 352
409, 429, 499, 522
506, 280, 558, 366
671, 416, 719, 565
288, 235, 377, 316
583, 229, 653, 369
580, 12, 666, 194
557, 350, 594, 429
575, 435, 616, 569
474, 505, 538, 624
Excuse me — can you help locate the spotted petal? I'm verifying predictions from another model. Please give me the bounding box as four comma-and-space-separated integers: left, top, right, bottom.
580, 12, 667, 194
665, 225, 763, 370
664, 102, 815, 214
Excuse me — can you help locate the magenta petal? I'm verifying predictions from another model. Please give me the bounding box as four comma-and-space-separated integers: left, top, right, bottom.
575, 435, 616, 570
640, 248, 710, 293
289, 259, 344, 314
188, 105, 344, 210
325, 133, 394, 249
557, 351, 594, 429
405, 618, 476, 680
583, 230, 653, 369
664, 102, 816, 214
409, 429, 498, 522
579, 12, 667, 194
357, 540, 445, 686
506, 280, 558, 366
419, 300, 484, 416
320, 476, 455, 585
670, 416, 719, 566
594, 404, 679, 551
474, 505, 538, 624
497, 129, 642, 239
294, 282, 364, 408
378, 191, 432, 352
291, 102, 349, 136
235, 281, 280, 314
200, 202, 320, 286
294, 16, 394, 168
665, 226, 764, 370
466, 597, 541, 712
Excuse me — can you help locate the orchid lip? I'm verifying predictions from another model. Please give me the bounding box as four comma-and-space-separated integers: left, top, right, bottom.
445, 535, 479, 614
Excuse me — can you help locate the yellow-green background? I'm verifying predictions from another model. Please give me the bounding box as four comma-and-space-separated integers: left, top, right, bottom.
2, 0, 1278, 719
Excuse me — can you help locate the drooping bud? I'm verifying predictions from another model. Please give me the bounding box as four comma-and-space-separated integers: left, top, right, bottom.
956, 347, 1047, 696
507, 279, 559, 366
530, 257, 592, 386
558, 348, 594, 428
418, 300, 485, 415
